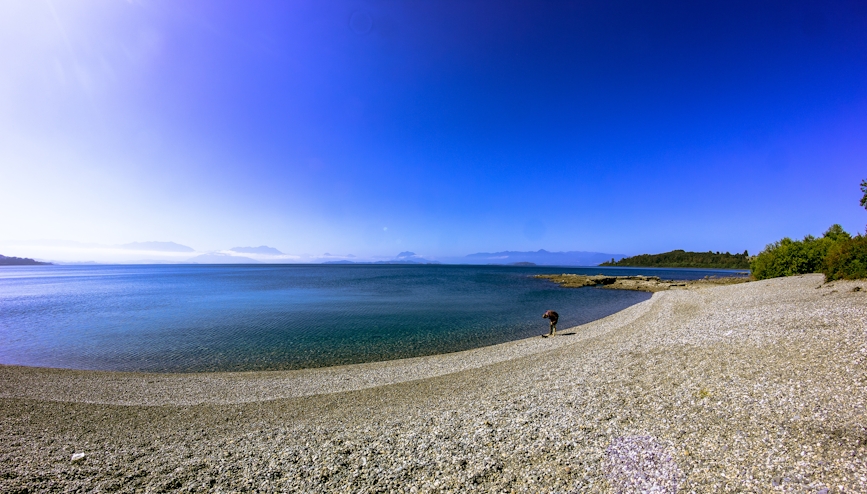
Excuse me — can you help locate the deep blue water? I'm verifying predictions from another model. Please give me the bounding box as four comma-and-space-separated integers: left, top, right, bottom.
0, 264, 746, 372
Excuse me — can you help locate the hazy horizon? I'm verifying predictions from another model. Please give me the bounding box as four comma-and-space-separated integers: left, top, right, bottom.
0, 238, 632, 265
2, 1, 865, 259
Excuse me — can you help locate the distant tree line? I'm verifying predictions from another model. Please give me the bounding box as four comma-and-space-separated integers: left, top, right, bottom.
601, 250, 750, 269
750, 179, 867, 281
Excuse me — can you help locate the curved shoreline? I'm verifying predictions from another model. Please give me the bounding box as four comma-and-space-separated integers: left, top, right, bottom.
0, 292, 656, 405
3, 274, 866, 492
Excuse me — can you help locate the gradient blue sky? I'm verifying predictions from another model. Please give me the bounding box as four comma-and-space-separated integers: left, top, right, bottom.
2, 0, 866, 261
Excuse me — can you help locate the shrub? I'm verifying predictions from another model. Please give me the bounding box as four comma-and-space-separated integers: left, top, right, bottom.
824, 234, 867, 281
751, 237, 822, 280
751, 224, 850, 280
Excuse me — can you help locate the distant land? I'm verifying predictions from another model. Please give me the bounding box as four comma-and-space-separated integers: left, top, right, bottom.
119, 241, 195, 252
462, 249, 625, 266
6, 242, 754, 268
186, 253, 261, 264
322, 259, 442, 264
323, 259, 442, 265
324, 251, 440, 264
323, 260, 442, 265
230, 246, 284, 255
0, 255, 52, 266
601, 249, 750, 269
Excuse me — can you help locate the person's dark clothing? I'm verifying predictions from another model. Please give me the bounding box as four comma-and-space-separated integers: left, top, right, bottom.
542, 310, 559, 324
543, 310, 559, 335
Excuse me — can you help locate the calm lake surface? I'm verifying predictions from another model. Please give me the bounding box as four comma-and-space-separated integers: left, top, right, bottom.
0, 264, 745, 372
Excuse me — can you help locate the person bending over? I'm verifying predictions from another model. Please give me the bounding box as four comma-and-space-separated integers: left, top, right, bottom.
542, 310, 559, 337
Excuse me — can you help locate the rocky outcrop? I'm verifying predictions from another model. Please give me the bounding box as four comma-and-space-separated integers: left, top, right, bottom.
534, 274, 749, 292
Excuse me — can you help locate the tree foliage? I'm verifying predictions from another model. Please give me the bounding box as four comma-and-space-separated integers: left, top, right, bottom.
861, 178, 867, 211
750, 181, 867, 281
825, 234, 867, 281
601, 250, 750, 269
750, 224, 867, 280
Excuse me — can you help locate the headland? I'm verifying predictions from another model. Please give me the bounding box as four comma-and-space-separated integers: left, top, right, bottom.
0, 254, 51, 266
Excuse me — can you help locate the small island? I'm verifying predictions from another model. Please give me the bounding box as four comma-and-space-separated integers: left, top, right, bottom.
600, 249, 750, 269
0, 255, 51, 266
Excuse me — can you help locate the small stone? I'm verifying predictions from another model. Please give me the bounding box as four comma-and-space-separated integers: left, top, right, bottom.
71, 453, 85, 462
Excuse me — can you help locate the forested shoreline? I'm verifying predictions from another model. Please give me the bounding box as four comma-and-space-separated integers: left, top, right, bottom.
601, 250, 750, 269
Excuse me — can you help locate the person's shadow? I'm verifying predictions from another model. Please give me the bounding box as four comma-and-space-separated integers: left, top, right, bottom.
542, 332, 577, 338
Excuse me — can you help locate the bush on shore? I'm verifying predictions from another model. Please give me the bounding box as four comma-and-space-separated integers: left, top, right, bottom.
758, 178, 867, 281
750, 224, 867, 281
750, 225, 846, 280
824, 234, 867, 281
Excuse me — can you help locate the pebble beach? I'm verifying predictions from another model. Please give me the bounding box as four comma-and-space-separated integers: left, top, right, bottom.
1, 273, 866, 492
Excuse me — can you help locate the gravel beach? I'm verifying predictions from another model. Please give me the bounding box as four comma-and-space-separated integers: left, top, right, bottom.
1, 273, 865, 492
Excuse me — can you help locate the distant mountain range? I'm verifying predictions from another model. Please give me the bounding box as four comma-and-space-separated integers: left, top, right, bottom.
230, 246, 284, 255
461, 249, 625, 266
1, 240, 624, 267
324, 251, 441, 265
323, 260, 442, 265
186, 253, 261, 264
323, 248, 619, 266
119, 241, 195, 252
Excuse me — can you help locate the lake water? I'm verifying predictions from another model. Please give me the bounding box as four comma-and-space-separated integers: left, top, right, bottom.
0, 264, 745, 372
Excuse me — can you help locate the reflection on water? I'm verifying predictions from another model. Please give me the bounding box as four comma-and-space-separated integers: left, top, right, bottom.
0, 264, 739, 372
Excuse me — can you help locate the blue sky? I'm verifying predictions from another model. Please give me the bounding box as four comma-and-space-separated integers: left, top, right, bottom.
1, 0, 866, 262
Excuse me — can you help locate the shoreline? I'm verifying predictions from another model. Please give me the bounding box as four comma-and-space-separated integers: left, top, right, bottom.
0, 291, 656, 406
2, 274, 866, 491
534, 273, 751, 292
0, 263, 654, 375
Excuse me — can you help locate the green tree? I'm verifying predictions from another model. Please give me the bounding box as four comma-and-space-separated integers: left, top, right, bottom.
822, 223, 851, 242
601, 249, 750, 269
825, 235, 867, 280
822, 180, 867, 280
861, 178, 867, 211
754, 180, 867, 281
751, 224, 850, 280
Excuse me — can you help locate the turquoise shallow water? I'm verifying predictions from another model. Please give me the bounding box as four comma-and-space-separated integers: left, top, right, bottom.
0, 264, 744, 372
